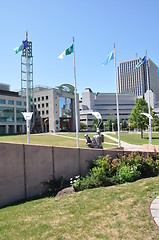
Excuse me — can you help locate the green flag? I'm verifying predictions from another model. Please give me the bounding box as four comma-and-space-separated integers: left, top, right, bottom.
135, 56, 146, 69
58, 44, 73, 59
14, 44, 23, 54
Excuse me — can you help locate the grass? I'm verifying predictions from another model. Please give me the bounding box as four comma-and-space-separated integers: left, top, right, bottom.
107, 132, 159, 145
0, 133, 117, 148
1, 176, 159, 239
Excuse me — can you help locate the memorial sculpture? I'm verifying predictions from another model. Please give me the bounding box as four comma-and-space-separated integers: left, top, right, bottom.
84, 111, 104, 149
84, 128, 104, 149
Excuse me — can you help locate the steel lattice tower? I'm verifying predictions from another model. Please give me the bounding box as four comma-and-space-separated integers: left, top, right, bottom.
21, 41, 34, 128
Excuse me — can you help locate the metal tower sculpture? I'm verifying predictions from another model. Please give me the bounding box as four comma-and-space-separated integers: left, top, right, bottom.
21, 38, 34, 131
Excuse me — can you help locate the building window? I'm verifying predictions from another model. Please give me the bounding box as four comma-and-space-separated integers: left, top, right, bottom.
42, 111, 45, 115
34, 98, 36, 102
8, 100, 14, 105
46, 103, 49, 107
46, 110, 49, 115
38, 97, 40, 101
38, 104, 40, 108
24, 102, 26, 106
42, 96, 44, 101
46, 96, 48, 100
59, 96, 72, 118
16, 108, 26, 123
38, 111, 40, 115
42, 103, 44, 108
16, 101, 22, 106
0, 106, 14, 122
0, 99, 6, 104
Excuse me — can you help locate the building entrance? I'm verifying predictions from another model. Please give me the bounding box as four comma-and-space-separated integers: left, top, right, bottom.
60, 118, 72, 132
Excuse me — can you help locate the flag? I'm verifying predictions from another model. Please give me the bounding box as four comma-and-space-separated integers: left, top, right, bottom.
14, 39, 27, 54
135, 56, 146, 69
58, 44, 73, 59
102, 51, 114, 66
157, 69, 159, 75
23, 40, 27, 50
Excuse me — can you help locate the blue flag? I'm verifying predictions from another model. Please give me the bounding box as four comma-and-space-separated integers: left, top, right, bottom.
135, 56, 146, 69
102, 51, 114, 66
14, 39, 27, 54
157, 69, 159, 75
23, 40, 27, 50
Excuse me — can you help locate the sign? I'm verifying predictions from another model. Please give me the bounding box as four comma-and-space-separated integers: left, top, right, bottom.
22, 112, 33, 121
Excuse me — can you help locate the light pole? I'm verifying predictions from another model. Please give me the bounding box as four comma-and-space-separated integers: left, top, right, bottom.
112, 122, 114, 132
120, 123, 122, 131
145, 50, 152, 145
44, 118, 48, 133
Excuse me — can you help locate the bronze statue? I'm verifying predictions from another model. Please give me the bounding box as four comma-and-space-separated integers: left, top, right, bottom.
84, 128, 104, 149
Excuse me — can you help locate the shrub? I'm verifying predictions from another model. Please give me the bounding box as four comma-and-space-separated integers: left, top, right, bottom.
116, 165, 140, 183
154, 126, 159, 131
42, 177, 69, 196
71, 151, 159, 192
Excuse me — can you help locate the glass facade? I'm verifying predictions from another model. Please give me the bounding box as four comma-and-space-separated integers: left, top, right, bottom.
59, 97, 72, 118
0, 99, 6, 104
59, 97, 73, 131
16, 101, 22, 106
16, 108, 26, 123
8, 100, 14, 105
0, 106, 14, 122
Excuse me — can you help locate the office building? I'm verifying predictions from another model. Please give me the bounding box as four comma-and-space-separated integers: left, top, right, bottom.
80, 88, 136, 130
33, 84, 79, 133
0, 84, 26, 134
118, 58, 159, 105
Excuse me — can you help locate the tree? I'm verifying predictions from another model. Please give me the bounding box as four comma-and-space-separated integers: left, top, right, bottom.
122, 119, 128, 130
80, 122, 88, 131
92, 119, 103, 132
129, 98, 149, 138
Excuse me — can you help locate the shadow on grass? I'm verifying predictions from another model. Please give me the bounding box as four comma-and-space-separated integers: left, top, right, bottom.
0, 179, 70, 210
0, 194, 48, 210
144, 136, 159, 140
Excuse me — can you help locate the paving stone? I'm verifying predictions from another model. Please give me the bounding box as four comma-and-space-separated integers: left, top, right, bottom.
154, 217, 159, 226
152, 198, 159, 204
150, 196, 159, 226
150, 203, 159, 210
151, 209, 159, 218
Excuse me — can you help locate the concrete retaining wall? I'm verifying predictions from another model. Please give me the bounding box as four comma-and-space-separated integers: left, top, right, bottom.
0, 142, 131, 208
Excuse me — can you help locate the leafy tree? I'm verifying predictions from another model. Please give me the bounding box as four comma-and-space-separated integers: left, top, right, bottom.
152, 114, 159, 130
122, 119, 128, 130
80, 122, 88, 131
92, 119, 103, 132
104, 118, 113, 131
129, 98, 149, 138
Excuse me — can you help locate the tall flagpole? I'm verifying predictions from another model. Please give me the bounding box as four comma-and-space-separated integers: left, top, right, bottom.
73, 36, 79, 148
26, 31, 30, 144
113, 43, 121, 148
145, 50, 152, 145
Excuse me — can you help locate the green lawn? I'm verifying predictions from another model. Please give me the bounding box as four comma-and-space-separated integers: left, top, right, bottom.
108, 132, 159, 145
0, 133, 117, 148
1, 176, 159, 239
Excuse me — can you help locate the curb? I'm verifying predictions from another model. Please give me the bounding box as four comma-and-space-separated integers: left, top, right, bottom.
150, 196, 159, 226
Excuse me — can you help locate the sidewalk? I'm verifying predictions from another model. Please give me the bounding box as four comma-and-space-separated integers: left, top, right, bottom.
103, 133, 142, 151
150, 196, 159, 227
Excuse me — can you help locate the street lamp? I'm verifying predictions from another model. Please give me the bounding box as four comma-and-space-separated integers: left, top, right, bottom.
44, 118, 48, 133
112, 122, 114, 132
141, 112, 153, 144
120, 123, 122, 131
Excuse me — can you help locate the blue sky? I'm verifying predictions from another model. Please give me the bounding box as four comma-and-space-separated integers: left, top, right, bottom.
0, 0, 159, 97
